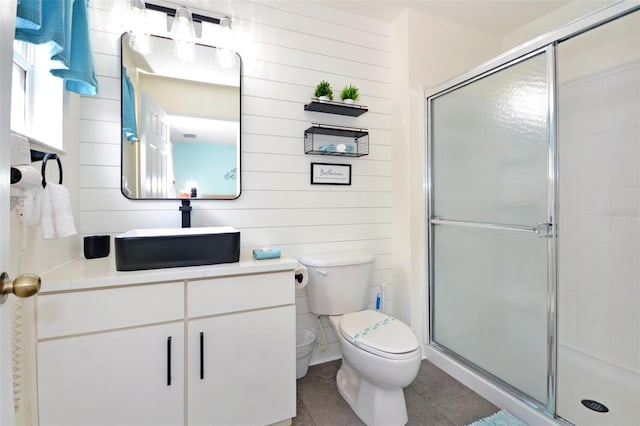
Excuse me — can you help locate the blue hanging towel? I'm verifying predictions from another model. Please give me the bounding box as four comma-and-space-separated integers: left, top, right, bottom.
16, 0, 43, 30
15, 0, 68, 60
50, 0, 74, 68
50, 0, 98, 96
121, 66, 138, 142
15, 0, 98, 96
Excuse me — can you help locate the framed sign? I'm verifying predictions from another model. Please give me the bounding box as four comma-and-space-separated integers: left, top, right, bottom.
310, 162, 351, 185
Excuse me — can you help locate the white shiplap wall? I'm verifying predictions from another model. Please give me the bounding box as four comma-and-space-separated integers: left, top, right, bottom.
81, 0, 392, 364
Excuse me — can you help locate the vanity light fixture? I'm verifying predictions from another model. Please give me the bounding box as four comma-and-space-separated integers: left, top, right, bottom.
143, 3, 235, 66
216, 16, 235, 68
128, 0, 151, 54
171, 6, 197, 62
145, 3, 222, 26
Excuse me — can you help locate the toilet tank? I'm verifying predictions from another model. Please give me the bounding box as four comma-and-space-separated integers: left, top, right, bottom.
299, 251, 375, 316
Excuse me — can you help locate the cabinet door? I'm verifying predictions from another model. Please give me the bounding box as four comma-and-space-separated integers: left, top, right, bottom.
188, 306, 296, 426
38, 322, 184, 426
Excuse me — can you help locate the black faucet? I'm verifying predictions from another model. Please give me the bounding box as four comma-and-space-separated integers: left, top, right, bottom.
179, 199, 192, 228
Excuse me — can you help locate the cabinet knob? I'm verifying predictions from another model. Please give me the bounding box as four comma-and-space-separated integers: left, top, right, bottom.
0, 272, 41, 304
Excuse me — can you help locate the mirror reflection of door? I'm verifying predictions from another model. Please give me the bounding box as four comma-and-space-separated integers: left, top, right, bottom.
140, 92, 175, 198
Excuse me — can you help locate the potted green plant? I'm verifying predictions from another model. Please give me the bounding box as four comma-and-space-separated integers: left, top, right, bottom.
340, 84, 359, 104
314, 80, 333, 101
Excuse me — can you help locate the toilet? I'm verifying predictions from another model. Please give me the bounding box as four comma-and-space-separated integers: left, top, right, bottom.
299, 251, 421, 426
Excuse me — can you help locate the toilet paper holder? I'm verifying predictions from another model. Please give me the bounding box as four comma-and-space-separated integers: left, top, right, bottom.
294, 263, 309, 290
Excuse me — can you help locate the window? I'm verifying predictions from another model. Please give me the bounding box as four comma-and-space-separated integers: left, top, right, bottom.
11, 40, 63, 150
11, 41, 30, 133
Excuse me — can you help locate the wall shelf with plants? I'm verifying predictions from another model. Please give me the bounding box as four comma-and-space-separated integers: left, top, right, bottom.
304, 82, 367, 117
304, 124, 369, 157
304, 98, 368, 117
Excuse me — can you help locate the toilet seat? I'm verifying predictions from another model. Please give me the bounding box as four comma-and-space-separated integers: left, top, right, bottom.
339, 310, 420, 360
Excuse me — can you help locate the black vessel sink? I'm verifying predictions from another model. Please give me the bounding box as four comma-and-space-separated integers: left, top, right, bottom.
115, 227, 240, 271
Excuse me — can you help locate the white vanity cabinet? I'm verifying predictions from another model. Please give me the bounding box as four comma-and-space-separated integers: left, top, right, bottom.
187, 272, 296, 425
37, 282, 185, 426
38, 322, 185, 426
36, 255, 297, 426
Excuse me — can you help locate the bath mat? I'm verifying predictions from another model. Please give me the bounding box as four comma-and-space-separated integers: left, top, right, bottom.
467, 410, 527, 426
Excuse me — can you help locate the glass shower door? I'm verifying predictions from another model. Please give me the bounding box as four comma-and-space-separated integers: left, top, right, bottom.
428, 50, 553, 406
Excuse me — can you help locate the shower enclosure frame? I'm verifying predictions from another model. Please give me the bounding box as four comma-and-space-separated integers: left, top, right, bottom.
427, 44, 557, 415
424, 1, 640, 421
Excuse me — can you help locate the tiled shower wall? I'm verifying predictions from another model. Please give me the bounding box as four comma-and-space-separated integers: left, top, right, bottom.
81, 0, 392, 364
558, 61, 640, 374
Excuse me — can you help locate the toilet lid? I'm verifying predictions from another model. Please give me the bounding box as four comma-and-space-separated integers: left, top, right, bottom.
339, 310, 420, 358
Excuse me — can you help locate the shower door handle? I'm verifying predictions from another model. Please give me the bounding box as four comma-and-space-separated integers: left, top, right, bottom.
535, 222, 553, 238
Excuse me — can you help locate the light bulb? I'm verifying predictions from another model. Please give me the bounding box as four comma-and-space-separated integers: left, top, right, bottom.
128, 0, 151, 54
171, 6, 196, 62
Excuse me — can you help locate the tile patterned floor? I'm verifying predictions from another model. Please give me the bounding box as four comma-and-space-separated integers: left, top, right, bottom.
294, 359, 499, 426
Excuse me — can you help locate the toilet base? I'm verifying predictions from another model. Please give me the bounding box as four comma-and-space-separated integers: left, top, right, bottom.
336, 358, 409, 426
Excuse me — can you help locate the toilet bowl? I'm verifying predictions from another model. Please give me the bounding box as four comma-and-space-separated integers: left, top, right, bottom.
329, 311, 421, 426
299, 250, 422, 426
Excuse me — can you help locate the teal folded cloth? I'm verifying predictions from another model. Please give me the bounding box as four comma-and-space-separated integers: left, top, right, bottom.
318, 144, 355, 153
253, 248, 281, 260
319, 144, 336, 152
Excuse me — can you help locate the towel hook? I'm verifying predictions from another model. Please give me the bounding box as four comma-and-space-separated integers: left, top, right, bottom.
41, 153, 63, 188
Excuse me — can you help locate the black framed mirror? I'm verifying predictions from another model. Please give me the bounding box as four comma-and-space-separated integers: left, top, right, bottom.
121, 32, 241, 200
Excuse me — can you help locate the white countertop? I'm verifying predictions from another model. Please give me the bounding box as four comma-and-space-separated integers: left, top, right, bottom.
40, 249, 299, 294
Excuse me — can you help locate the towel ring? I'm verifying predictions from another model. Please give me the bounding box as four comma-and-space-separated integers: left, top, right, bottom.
41, 153, 63, 188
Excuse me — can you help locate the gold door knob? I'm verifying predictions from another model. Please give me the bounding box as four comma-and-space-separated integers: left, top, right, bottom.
0, 272, 41, 304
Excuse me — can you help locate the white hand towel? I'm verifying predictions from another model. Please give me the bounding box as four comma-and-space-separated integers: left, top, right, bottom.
40, 186, 56, 239
51, 183, 77, 238
40, 183, 77, 239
